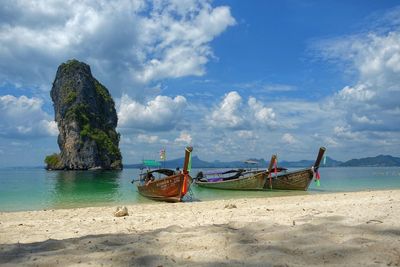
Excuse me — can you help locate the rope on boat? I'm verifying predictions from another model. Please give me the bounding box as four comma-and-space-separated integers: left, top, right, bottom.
182, 186, 194, 202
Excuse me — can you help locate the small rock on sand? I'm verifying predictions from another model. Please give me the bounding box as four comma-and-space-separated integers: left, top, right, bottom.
114, 206, 129, 217
224, 204, 237, 209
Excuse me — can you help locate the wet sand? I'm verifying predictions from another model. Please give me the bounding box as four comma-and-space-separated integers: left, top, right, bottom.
1, 190, 399, 266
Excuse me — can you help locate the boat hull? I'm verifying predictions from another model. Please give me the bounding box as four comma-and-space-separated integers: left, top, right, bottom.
137, 174, 192, 202
265, 168, 314, 191
195, 171, 265, 190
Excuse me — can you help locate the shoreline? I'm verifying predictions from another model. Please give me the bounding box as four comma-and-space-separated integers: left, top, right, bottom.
0, 187, 398, 213
1, 189, 399, 266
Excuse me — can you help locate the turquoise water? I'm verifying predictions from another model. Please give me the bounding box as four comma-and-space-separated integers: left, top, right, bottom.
0, 167, 399, 212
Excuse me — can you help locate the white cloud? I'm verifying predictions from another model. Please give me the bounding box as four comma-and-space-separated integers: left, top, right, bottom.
281, 133, 296, 144
351, 114, 382, 125
121, 134, 170, 145
137, 134, 160, 144
324, 137, 339, 147
237, 130, 255, 139
319, 29, 400, 133
248, 97, 276, 126
207, 91, 277, 130
337, 85, 375, 102
334, 125, 361, 140
175, 131, 192, 144
0, 0, 235, 92
0, 95, 58, 138
136, 3, 235, 83
208, 91, 244, 129
41, 120, 58, 136
117, 94, 187, 131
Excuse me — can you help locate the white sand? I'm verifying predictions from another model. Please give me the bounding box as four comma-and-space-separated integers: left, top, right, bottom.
1, 190, 399, 266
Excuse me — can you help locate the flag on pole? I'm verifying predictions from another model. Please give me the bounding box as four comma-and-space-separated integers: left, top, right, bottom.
160, 148, 166, 161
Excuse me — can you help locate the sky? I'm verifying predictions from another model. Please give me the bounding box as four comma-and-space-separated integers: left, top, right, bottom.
1, 0, 400, 167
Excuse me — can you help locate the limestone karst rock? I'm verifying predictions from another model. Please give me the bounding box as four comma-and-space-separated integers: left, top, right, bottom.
45, 59, 122, 170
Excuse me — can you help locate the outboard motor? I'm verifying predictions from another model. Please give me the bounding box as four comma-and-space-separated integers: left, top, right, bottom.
195, 171, 208, 182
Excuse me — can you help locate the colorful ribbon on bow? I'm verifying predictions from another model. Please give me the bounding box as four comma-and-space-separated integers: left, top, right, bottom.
269, 157, 278, 189
312, 166, 321, 187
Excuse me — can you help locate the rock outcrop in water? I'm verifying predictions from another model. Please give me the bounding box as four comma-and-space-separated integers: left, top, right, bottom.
45, 59, 122, 170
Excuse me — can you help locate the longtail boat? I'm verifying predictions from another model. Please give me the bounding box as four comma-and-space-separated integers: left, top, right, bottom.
134, 147, 193, 202
195, 147, 326, 191
194, 164, 287, 190
265, 147, 325, 190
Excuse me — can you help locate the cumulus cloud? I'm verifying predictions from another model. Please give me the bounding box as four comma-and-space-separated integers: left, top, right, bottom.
136, 2, 235, 83
117, 94, 187, 131
0, 0, 235, 92
337, 85, 375, 102
137, 134, 160, 144
0, 95, 58, 138
281, 133, 296, 144
207, 91, 277, 129
248, 97, 276, 126
333, 125, 361, 140
175, 131, 192, 144
208, 91, 244, 129
319, 29, 400, 134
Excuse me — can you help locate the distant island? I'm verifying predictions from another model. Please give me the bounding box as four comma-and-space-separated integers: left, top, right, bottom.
125, 154, 400, 169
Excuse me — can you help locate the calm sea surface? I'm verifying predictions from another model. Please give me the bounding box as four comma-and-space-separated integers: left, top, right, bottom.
0, 167, 399, 212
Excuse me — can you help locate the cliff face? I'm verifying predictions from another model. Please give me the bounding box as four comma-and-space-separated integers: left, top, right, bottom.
47, 59, 122, 170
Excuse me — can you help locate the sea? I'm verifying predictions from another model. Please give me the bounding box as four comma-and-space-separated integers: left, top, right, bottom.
0, 167, 400, 212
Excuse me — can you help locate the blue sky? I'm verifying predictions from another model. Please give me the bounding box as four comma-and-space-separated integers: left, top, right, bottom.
1, 0, 400, 167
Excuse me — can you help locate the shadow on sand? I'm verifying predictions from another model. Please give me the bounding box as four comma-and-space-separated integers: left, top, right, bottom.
1, 217, 400, 266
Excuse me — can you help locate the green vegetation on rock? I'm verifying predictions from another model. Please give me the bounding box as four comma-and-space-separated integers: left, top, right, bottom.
60, 59, 82, 74
65, 90, 77, 104
44, 153, 63, 170
94, 79, 113, 104
66, 104, 90, 124
80, 124, 120, 157
89, 128, 120, 157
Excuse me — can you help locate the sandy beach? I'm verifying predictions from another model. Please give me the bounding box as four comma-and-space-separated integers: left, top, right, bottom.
1, 190, 399, 266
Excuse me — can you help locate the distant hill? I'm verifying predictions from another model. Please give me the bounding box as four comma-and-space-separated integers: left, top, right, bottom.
125, 156, 256, 169
280, 157, 342, 167
125, 155, 343, 169
125, 154, 400, 169
340, 155, 400, 167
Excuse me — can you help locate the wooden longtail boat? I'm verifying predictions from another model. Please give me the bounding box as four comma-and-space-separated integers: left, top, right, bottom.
135, 147, 193, 202
265, 147, 325, 190
194, 164, 287, 190
195, 147, 326, 191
